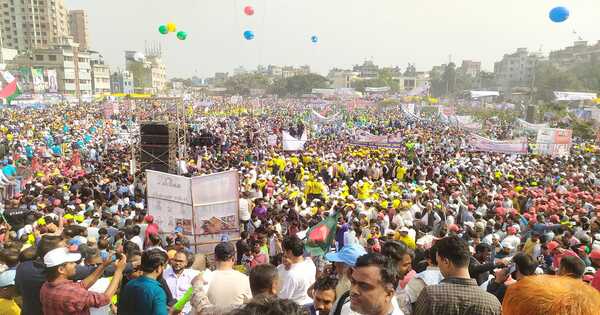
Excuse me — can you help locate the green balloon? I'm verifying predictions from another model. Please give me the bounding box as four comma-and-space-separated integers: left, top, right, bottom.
158, 25, 168, 35
176, 31, 187, 40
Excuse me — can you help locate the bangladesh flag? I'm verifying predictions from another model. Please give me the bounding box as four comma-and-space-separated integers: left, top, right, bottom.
0, 71, 21, 104
304, 214, 339, 257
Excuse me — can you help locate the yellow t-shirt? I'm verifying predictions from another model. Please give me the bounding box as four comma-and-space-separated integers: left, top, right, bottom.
396, 167, 407, 181
394, 234, 417, 249
0, 298, 21, 315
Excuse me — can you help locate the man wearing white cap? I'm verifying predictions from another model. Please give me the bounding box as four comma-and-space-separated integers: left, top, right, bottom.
0, 269, 20, 315
39, 247, 127, 315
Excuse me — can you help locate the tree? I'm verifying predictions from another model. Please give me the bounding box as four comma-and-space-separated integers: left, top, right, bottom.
534, 62, 583, 102
404, 63, 416, 76
377, 68, 400, 93
429, 69, 446, 97
269, 74, 330, 97
351, 69, 399, 93
442, 62, 457, 95
224, 73, 271, 95
561, 118, 596, 140
476, 71, 496, 90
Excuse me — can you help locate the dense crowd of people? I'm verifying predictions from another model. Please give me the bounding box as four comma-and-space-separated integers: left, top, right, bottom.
1, 98, 600, 315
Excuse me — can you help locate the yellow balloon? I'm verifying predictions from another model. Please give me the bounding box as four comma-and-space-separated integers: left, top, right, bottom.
166, 22, 177, 33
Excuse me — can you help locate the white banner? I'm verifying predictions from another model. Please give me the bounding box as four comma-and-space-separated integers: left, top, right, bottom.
267, 134, 278, 146
469, 134, 528, 154
470, 91, 499, 98
46, 69, 58, 93
516, 118, 549, 132
147, 198, 194, 234
191, 170, 238, 206
191, 170, 240, 241
536, 128, 573, 157
146, 170, 192, 204
146, 170, 240, 249
400, 105, 420, 121
365, 86, 390, 92
310, 110, 341, 123
405, 82, 430, 96
282, 130, 308, 151
554, 91, 597, 101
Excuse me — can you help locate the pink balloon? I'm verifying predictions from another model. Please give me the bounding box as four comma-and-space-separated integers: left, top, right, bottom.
244, 5, 254, 16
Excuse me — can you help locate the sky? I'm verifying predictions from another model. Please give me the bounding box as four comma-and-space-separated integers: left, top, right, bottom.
65, 0, 600, 79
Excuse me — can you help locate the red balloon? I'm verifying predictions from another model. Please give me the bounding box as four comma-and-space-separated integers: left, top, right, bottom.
244, 6, 254, 16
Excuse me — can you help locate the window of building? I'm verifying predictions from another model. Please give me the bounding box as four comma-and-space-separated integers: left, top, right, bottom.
48, 55, 56, 61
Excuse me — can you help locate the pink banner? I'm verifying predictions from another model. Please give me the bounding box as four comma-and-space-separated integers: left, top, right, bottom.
469, 135, 527, 154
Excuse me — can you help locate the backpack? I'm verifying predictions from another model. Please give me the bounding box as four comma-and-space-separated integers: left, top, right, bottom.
333, 290, 351, 315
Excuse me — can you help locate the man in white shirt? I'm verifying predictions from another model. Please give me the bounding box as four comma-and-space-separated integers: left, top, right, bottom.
277, 235, 316, 306
331, 253, 403, 315
163, 250, 199, 315
501, 226, 521, 255
206, 242, 252, 306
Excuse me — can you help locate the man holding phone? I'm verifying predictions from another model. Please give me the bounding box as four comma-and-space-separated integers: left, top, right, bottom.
486, 253, 538, 303
469, 243, 507, 286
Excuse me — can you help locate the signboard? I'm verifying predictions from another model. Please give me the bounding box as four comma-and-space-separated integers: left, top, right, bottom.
516, 118, 548, 133
282, 130, 307, 151
46, 69, 58, 93
147, 198, 194, 235
191, 170, 240, 253
32, 68, 45, 93
470, 91, 499, 98
536, 128, 572, 157
365, 86, 390, 92
146, 170, 240, 253
146, 170, 192, 204
554, 91, 597, 101
468, 134, 528, 154
267, 134, 278, 146
440, 106, 456, 116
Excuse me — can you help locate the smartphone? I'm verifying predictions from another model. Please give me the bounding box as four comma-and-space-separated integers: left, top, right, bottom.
507, 263, 516, 274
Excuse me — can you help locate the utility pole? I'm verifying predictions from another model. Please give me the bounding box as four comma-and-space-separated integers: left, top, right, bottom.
74, 43, 82, 106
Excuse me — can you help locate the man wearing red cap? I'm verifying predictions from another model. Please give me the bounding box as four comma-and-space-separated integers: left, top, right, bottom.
546, 241, 579, 272
144, 215, 159, 249
589, 249, 600, 292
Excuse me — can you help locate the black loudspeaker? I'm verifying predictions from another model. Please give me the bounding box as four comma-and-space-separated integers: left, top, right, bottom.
526, 105, 536, 123
140, 122, 177, 174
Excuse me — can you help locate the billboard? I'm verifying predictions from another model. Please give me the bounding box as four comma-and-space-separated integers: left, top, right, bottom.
468, 134, 528, 154
46, 69, 58, 93
536, 128, 573, 157
146, 170, 240, 253
32, 68, 45, 93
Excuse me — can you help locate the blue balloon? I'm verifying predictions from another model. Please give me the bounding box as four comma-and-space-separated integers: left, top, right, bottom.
311, 35, 318, 43
243, 30, 254, 40
549, 6, 569, 23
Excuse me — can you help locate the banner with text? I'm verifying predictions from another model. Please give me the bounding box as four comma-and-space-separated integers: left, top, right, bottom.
146, 170, 240, 252
282, 130, 308, 151
536, 128, 573, 157
468, 134, 528, 154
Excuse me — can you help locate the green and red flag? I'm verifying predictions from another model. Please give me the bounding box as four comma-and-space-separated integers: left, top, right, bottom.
0, 71, 21, 104
304, 214, 339, 257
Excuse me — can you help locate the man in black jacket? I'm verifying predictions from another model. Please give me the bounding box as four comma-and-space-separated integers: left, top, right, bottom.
469, 243, 506, 285
486, 252, 538, 303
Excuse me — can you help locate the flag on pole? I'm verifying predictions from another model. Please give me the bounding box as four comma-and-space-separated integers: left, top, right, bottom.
304, 214, 339, 256
0, 71, 21, 104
